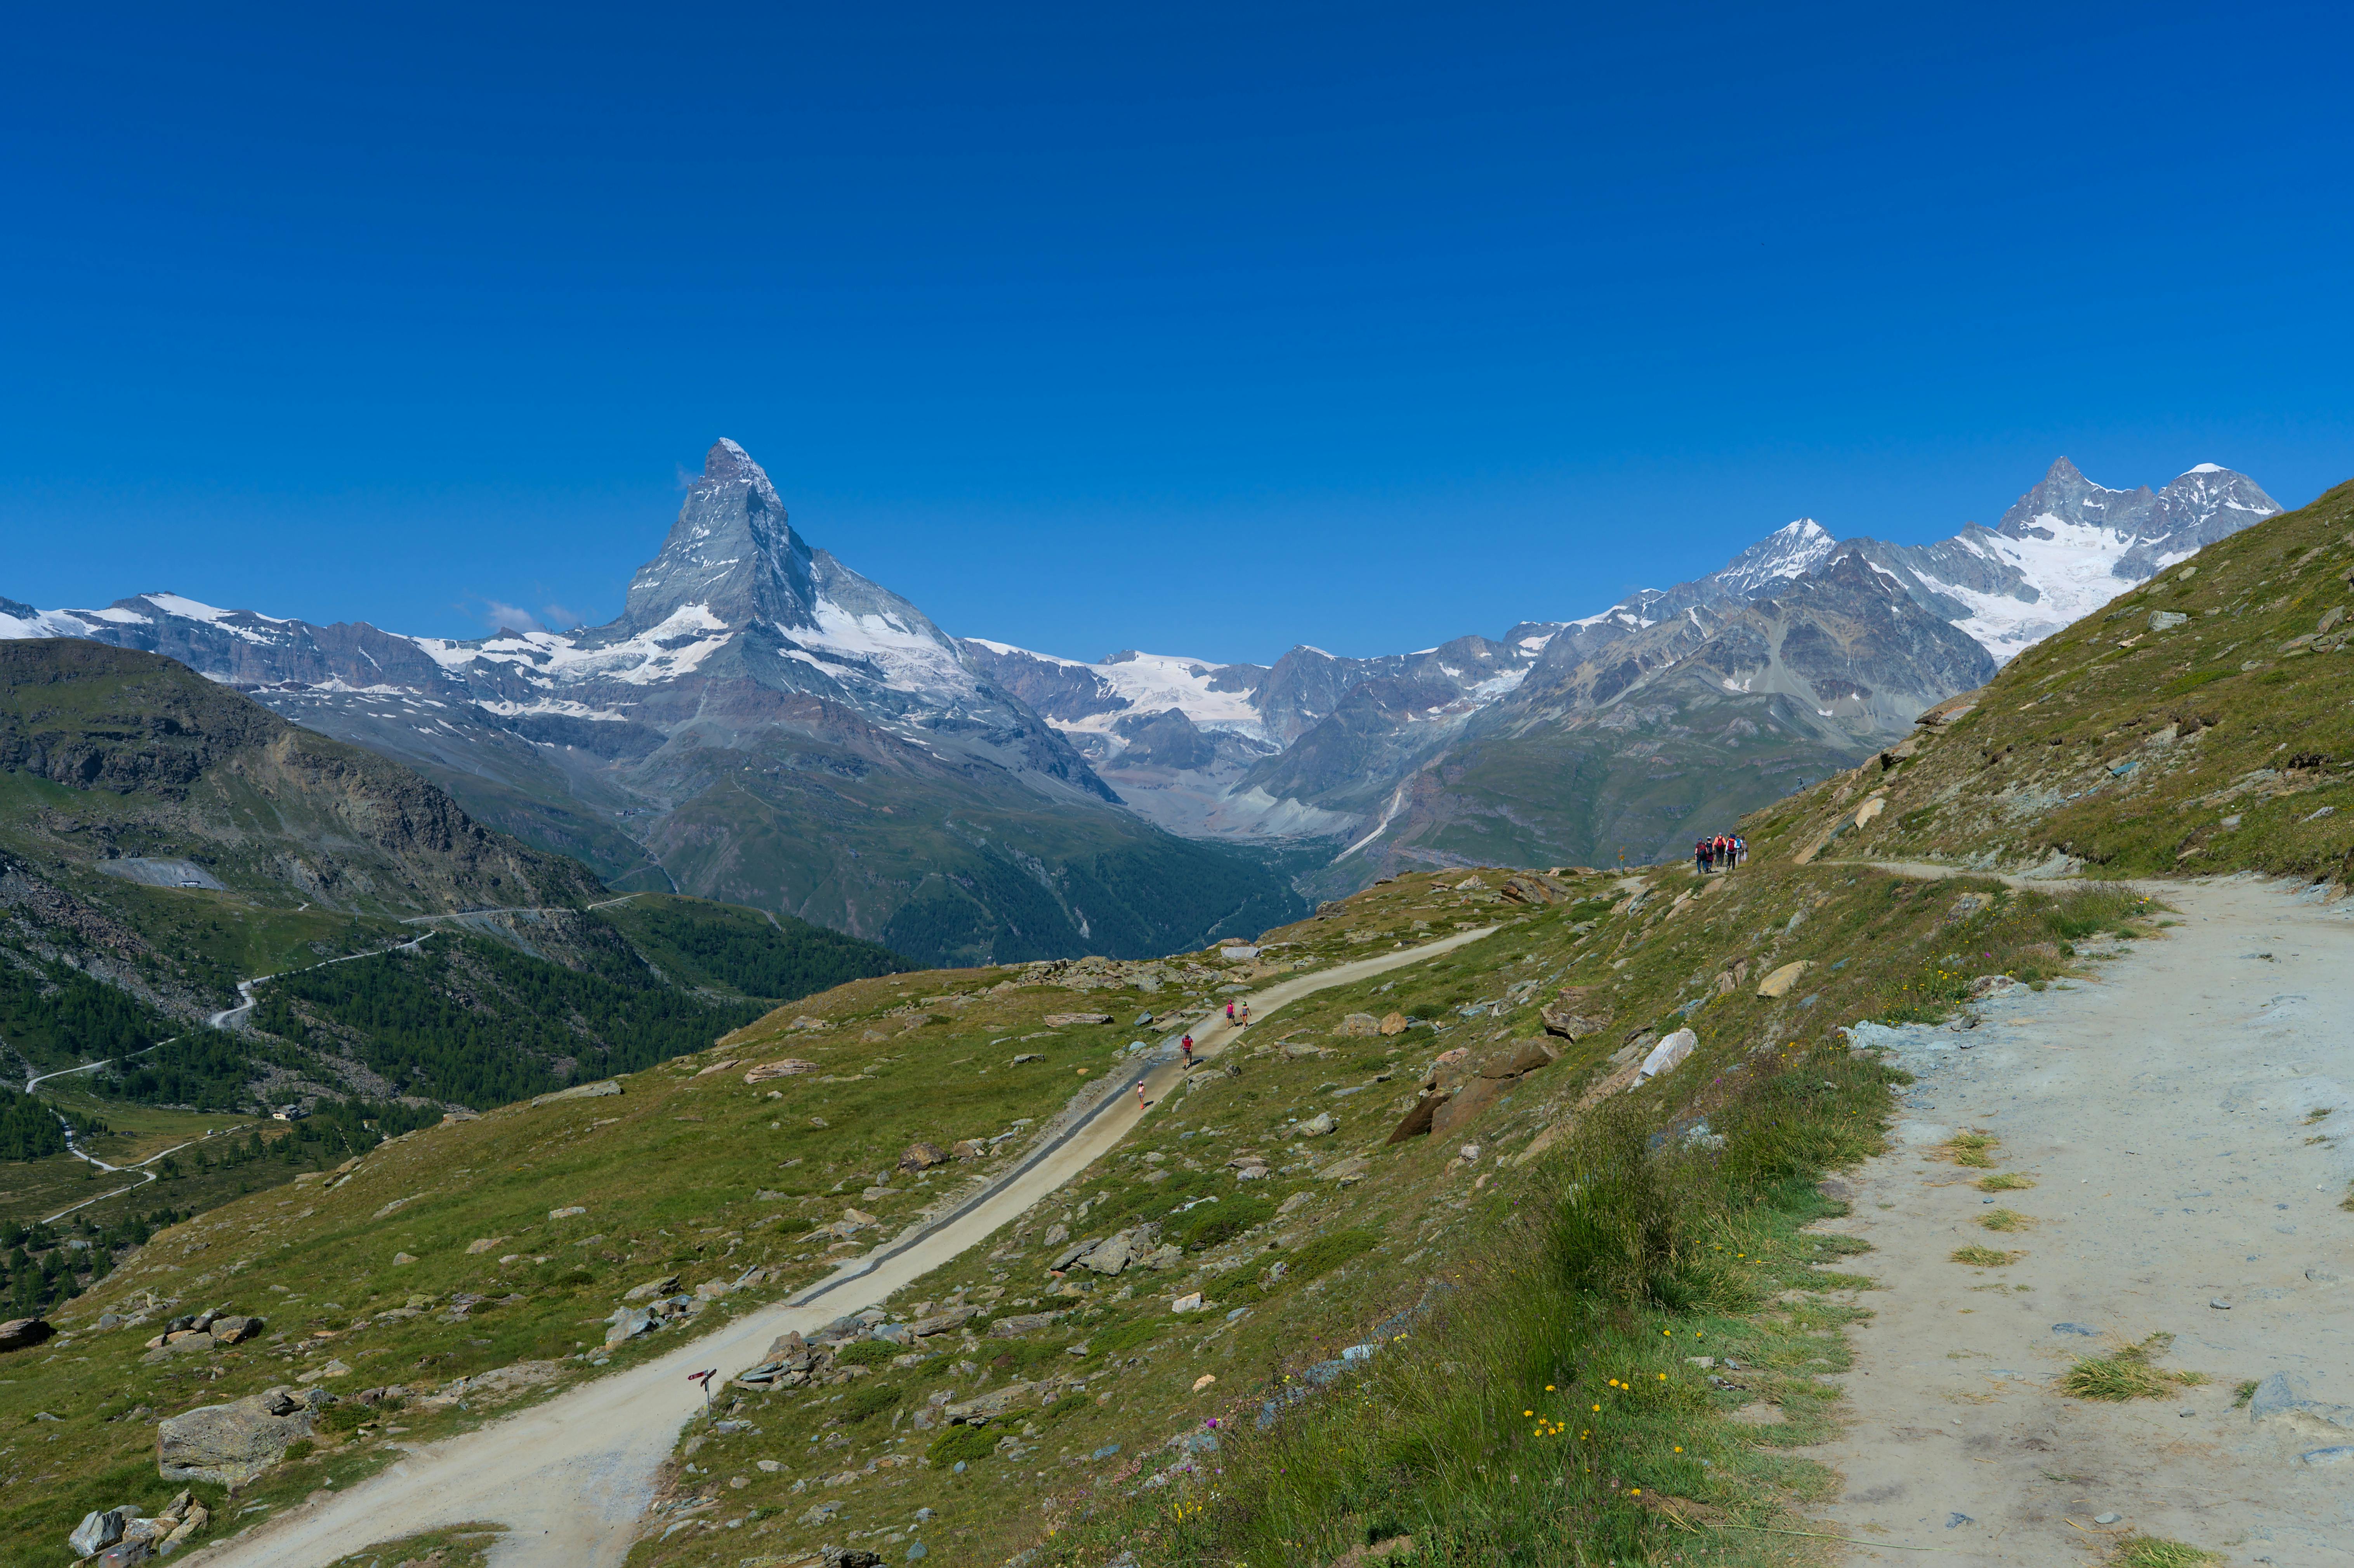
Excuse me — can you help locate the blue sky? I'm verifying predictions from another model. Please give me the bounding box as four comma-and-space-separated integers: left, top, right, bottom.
4, 1, 2349, 663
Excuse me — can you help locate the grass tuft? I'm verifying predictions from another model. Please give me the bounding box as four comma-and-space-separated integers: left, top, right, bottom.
1978, 1209, 2034, 1232
1950, 1245, 2020, 1268
2063, 1334, 2196, 1401
1975, 1172, 2035, 1192
1939, 1132, 1998, 1168
2113, 1537, 2221, 1568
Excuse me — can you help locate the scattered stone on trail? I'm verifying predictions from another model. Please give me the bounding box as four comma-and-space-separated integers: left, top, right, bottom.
2052, 1323, 2101, 1336
530, 1079, 621, 1107
743, 1058, 821, 1084
899, 1141, 948, 1171
157, 1388, 316, 1486
2248, 1372, 2354, 1433
1756, 961, 1814, 999
1967, 974, 2023, 999
1299, 1112, 1337, 1137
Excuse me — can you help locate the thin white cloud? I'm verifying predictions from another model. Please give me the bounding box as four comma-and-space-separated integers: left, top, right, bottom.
481, 600, 544, 634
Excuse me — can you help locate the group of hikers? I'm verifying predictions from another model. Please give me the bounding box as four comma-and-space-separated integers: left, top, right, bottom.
1695, 832, 1746, 874
1152, 1005, 1248, 1107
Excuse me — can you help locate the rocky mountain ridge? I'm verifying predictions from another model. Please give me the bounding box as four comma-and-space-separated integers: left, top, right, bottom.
3, 450, 2280, 906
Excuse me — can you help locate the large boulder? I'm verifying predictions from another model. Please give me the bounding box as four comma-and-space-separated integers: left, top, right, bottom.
1334, 1013, 1382, 1038
898, 1141, 949, 1172
1385, 1092, 1448, 1144
1430, 1077, 1504, 1139
157, 1389, 314, 1486
0, 1316, 54, 1353
1755, 961, 1813, 999
1077, 1232, 1135, 1276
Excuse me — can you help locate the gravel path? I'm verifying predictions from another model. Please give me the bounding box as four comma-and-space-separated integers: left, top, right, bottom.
188, 924, 1501, 1568
1798, 876, 2354, 1565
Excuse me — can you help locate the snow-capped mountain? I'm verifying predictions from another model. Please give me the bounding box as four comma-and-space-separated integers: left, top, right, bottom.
948, 458, 2278, 873
0, 442, 1303, 964
1830, 459, 2283, 658
3, 447, 2284, 901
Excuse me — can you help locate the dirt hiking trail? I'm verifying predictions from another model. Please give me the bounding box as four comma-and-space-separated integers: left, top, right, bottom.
188, 926, 1500, 1568
1801, 875, 2354, 1565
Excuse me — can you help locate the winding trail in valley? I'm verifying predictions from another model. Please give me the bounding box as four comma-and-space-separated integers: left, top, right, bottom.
25, 932, 438, 1222
1795, 874, 2354, 1565
189, 923, 1505, 1568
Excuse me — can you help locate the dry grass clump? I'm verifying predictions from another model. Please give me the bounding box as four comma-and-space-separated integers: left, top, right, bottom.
2062, 1334, 2202, 1401
1949, 1245, 2021, 1268
1977, 1209, 2034, 1232
1975, 1172, 2034, 1192
2112, 1536, 2220, 1568
1937, 1132, 1998, 1168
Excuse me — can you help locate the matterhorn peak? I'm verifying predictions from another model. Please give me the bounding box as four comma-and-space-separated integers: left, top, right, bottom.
617, 437, 814, 635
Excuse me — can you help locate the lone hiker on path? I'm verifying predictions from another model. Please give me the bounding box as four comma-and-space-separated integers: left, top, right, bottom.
1226, 1001, 1236, 1023
1238, 1002, 1250, 1029
1181, 1034, 1194, 1066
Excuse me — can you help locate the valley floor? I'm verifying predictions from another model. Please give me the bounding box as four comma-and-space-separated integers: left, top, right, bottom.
1801, 876, 2354, 1565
